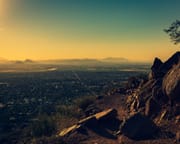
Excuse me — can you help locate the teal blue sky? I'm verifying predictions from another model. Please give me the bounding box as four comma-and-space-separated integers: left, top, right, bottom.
12, 0, 180, 40
1, 0, 180, 61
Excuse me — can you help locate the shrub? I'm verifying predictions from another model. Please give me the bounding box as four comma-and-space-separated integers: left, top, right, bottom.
56, 105, 80, 118
74, 96, 95, 110
30, 115, 56, 137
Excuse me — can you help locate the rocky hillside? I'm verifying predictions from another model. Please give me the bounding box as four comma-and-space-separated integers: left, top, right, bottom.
53, 52, 180, 144
127, 51, 180, 118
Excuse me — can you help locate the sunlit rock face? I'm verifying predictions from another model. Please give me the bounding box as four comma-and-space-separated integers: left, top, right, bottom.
150, 57, 163, 79
127, 51, 180, 119
162, 62, 180, 103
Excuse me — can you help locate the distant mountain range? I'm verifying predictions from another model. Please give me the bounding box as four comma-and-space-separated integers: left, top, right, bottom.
39, 57, 129, 65
0, 57, 130, 65
102, 57, 129, 63
0, 58, 35, 64
13, 59, 35, 64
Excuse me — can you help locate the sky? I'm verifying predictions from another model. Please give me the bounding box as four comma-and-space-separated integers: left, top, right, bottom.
0, 0, 180, 62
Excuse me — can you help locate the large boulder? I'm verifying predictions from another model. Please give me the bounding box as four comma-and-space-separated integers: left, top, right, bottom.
145, 97, 160, 118
162, 62, 180, 104
128, 52, 180, 115
59, 108, 117, 137
160, 51, 180, 75
59, 124, 82, 137
150, 57, 163, 79
137, 79, 158, 108
78, 115, 97, 127
149, 51, 180, 80
95, 108, 117, 121
120, 113, 158, 140
152, 85, 168, 104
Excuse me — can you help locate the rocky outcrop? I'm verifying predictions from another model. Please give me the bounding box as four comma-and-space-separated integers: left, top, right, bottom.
150, 51, 180, 80
95, 108, 117, 121
145, 97, 160, 118
59, 124, 82, 137
127, 51, 180, 119
160, 51, 180, 75
150, 57, 163, 79
120, 113, 158, 140
59, 108, 117, 137
162, 62, 180, 103
59, 52, 180, 143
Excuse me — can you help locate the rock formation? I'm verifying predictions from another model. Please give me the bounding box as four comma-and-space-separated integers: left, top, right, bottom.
127, 51, 180, 120
120, 113, 158, 140
58, 51, 180, 143
162, 62, 180, 104
59, 108, 118, 137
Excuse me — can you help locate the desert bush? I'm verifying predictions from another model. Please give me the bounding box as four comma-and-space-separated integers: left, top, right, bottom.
126, 77, 140, 89
56, 105, 80, 118
126, 74, 148, 89
30, 115, 56, 137
74, 96, 95, 110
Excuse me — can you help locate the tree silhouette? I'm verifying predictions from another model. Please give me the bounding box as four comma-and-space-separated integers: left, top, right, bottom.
164, 20, 180, 44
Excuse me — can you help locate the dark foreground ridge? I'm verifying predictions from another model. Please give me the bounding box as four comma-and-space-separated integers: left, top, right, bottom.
58, 51, 180, 144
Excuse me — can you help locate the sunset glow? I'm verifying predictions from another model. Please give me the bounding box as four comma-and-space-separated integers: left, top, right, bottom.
0, 0, 5, 17
0, 0, 180, 62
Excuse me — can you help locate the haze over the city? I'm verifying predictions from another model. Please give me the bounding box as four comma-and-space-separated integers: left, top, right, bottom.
0, 0, 179, 62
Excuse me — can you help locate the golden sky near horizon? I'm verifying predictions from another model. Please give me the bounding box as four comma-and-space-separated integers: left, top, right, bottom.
0, 0, 179, 62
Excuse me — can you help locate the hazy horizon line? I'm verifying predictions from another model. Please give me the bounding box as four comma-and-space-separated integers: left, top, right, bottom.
0, 57, 152, 63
